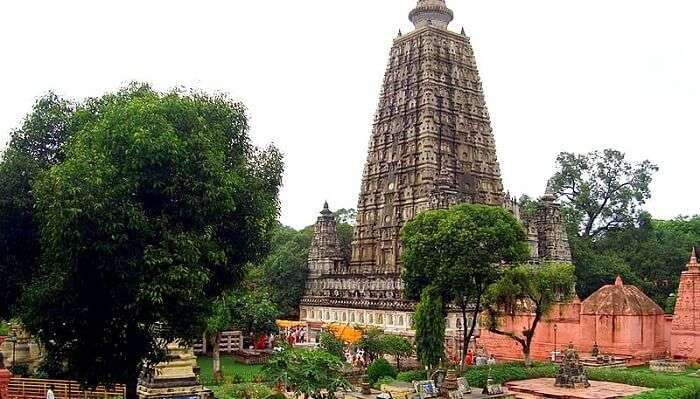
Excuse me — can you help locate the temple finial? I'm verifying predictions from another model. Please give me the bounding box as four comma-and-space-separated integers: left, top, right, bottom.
615, 275, 624, 286
409, 0, 454, 30
689, 247, 699, 271
398, 29, 403, 37
461, 27, 466, 36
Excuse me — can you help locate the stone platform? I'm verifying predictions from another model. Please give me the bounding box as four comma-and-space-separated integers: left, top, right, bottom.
506, 379, 651, 399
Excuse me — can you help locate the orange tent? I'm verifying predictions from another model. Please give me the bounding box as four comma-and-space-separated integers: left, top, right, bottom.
325, 323, 363, 344
276, 320, 307, 329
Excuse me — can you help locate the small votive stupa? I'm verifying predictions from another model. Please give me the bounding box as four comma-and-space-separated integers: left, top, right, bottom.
554, 344, 591, 389
137, 343, 212, 399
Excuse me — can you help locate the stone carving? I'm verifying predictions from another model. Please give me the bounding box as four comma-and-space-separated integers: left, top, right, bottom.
554, 344, 591, 389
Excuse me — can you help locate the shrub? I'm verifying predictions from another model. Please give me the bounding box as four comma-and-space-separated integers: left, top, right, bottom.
462, 363, 556, 388
319, 331, 345, 360
367, 358, 397, 385
397, 370, 427, 383
0, 321, 9, 336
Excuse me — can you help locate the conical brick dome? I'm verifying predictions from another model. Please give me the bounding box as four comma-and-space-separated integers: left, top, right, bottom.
581, 276, 664, 316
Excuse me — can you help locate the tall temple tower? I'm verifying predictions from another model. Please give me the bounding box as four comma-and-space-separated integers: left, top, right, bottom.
300, 0, 571, 335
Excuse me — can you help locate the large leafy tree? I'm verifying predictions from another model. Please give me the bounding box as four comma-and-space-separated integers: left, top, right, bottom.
21, 85, 283, 398
482, 262, 576, 366
549, 149, 658, 238
0, 93, 76, 319
401, 204, 530, 369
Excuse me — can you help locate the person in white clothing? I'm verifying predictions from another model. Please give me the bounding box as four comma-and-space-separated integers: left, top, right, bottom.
46, 385, 56, 399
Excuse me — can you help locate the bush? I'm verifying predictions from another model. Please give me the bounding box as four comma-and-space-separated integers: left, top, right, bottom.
0, 321, 9, 336
212, 383, 274, 399
462, 363, 556, 388
367, 358, 397, 385
319, 331, 345, 360
397, 370, 427, 383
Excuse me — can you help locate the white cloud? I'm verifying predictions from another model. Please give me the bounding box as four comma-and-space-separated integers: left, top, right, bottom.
0, 0, 697, 228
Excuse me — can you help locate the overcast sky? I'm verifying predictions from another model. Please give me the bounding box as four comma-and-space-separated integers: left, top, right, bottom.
1, 0, 698, 229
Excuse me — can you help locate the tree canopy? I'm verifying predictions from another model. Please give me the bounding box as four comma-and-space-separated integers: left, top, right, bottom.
17, 85, 283, 396
483, 262, 576, 366
0, 93, 76, 319
401, 203, 530, 368
550, 149, 658, 238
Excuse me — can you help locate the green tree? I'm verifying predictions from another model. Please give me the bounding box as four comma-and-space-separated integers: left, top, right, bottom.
483, 263, 576, 366
412, 286, 445, 371
209, 287, 278, 380
401, 204, 530, 369
21, 85, 283, 398
378, 335, 413, 371
264, 347, 350, 399
250, 217, 354, 319
251, 225, 313, 319
357, 327, 385, 362
0, 93, 76, 319
319, 331, 345, 360
549, 149, 658, 238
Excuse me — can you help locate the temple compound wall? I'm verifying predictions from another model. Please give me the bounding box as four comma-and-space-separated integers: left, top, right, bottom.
481, 253, 699, 363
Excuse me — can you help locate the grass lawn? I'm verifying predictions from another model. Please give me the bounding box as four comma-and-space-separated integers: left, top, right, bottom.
197, 355, 264, 386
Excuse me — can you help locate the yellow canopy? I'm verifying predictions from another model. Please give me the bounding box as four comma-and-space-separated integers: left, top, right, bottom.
276, 320, 307, 329
325, 323, 363, 344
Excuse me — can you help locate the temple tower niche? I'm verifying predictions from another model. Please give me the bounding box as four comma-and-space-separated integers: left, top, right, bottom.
533, 187, 572, 262
350, 0, 504, 278
307, 202, 344, 278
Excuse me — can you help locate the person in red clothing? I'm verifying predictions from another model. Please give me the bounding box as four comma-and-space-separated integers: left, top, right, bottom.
465, 349, 474, 367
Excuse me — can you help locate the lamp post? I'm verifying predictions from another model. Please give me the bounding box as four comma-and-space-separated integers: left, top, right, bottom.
553, 324, 558, 362
8, 333, 17, 371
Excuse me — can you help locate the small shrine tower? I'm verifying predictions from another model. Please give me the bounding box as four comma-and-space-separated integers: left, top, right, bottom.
671, 248, 700, 360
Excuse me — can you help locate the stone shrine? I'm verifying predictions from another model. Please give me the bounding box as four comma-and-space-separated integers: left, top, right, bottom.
300, 0, 571, 336
137, 343, 211, 399
670, 248, 700, 360
554, 344, 590, 389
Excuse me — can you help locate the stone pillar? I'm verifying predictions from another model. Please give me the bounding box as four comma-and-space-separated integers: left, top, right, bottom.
0, 368, 11, 399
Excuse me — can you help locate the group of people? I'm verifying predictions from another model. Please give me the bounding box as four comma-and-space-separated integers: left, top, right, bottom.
343, 348, 367, 368
463, 349, 497, 367
283, 326, 308, 346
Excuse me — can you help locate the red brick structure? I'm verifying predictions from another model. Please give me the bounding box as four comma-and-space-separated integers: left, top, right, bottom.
0, 368, 10, 399
671, 248, 700, 360
480, 276, 668, 362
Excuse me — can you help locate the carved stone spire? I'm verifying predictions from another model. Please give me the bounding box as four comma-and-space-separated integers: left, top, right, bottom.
688, 247, 699, 272
409, 0, 454, 30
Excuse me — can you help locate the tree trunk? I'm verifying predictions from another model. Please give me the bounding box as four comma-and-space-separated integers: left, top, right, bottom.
460, 304, 468, 372
396, 355, 401, 371
213, 333, 223, 383
523, 346, 532, 368
125, 379, 138, 399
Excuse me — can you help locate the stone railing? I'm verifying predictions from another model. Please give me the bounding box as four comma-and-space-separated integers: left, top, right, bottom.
649, 359, 687, 374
